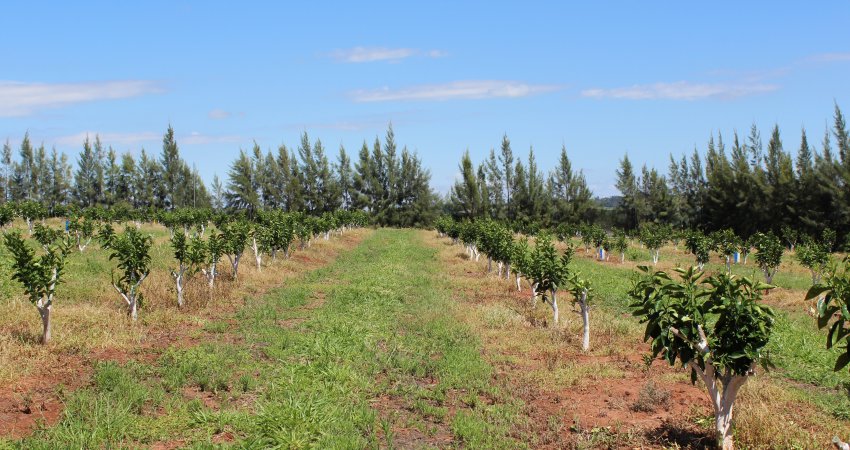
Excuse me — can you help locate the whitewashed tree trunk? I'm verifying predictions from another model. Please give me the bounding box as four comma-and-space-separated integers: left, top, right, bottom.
620, 252, 625, 263
228, 254, 241, 280
516, 273, 522, 292
497, 261, 503, 278
37, 304, 51, 344
652, 249, 659, 265
26, 218, 33, 234
530, 282, 538, 307
725, 256, 731, 274
550, 290, 559, 327
202, 263, 217, 288
251, 237, 262, 271
671, 325, 751, 450
487, 257, 492, 273
579, 291, 590, 351
172, 267, 186, 308
506, 263, 511, 280
113, 273, 147, 322
833, 436, 850, 450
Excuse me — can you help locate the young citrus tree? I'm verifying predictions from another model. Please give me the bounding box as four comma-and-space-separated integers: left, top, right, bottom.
797, 237, 831, 285
611, 228, 629, 263
638, 223, 667, 265
3, 229, 71, 344
105, 227, 152, 321
170, 232, 207, 308
630, 267, 774, 450
780, 225, 799, 251
752, 232, 783, 284
68, 216, 96, 252
511, 237, 531, 292
17, 200, 47, 235
221, 220, 250, 280
201, 232, 225, 288
807, 257, 850, 448
711, 229, 741, 274
685, 230, 712, 271
568, 273, 593, 351
529, 233, 573, 327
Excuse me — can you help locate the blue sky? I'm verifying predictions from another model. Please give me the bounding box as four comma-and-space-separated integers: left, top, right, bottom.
1, 2, 848, 196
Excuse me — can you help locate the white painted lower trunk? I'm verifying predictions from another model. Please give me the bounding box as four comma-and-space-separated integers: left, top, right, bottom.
516, 273, 522, 292
652, 250, 659, 265
38, 305, 51, 344
530, 282, 538, 307
620, 252, 625, 263
497, 261, 503, 278
251, 238, 262, 271
550, 290, 559, 327
579, 293, 589, 351
173, 269, 185, 308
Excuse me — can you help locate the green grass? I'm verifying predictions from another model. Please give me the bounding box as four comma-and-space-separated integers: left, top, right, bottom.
1, 228, 523, 448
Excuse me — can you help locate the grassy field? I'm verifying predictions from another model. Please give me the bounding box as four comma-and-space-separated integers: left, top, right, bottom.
1, 226, 849, 448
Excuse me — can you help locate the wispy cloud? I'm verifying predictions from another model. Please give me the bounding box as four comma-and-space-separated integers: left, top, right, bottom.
329, 46, 446, 63
581, 81, 779, 101
351, 80, 562, 102
181, 131, 241, 146
208, 108, 232, 120
806, 52, 850, 63
0, 80, 163, 117
55, 131, 160, 148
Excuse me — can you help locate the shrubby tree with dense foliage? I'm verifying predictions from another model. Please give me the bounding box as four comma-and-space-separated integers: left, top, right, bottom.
752, 232, 783, 284
4, 228, 71, 343
104, 227, 152, 321
630, 266, 774, 450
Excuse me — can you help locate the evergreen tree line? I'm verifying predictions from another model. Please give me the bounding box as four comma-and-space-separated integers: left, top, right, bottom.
1, 126, 209, 211
447, 135, 594, 229
216, 124, 437, 227
1, 124, 438, 227
615, 103, 850, 241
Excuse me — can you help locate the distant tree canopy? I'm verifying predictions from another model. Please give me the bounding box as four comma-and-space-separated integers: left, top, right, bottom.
613, 102, 850, 242
1, 124, 438, 227
447, 136, 594, 230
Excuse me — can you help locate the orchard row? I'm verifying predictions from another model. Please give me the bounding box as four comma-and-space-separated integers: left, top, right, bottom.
2, 206, 368, 345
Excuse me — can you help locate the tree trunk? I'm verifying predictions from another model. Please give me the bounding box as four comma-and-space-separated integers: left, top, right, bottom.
38, 305, 51, 344
506, 263, 511, 280
620, 252, 625, 263
516, 273, 522, 292
550, 290, 559, 327
487, 257, 492, 273
176, 273, 184, 308
580, 292, 590, 351
252, 238, 262, 271
128, 285, 139, 321
530, 282, 538, 307
725, 256, 731, 274
497, 261, 503, 278
652, 250, 659, 265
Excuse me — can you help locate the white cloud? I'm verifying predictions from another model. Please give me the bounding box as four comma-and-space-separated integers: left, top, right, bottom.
208, 108, 232, 120
181, 131, 241, 145
581, 81, 779, 101
351, 80, 562, 102
806, 52, 850, 63
329, 47, 445, 63
55, 131, 160, 147
0, 80, 162, 117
